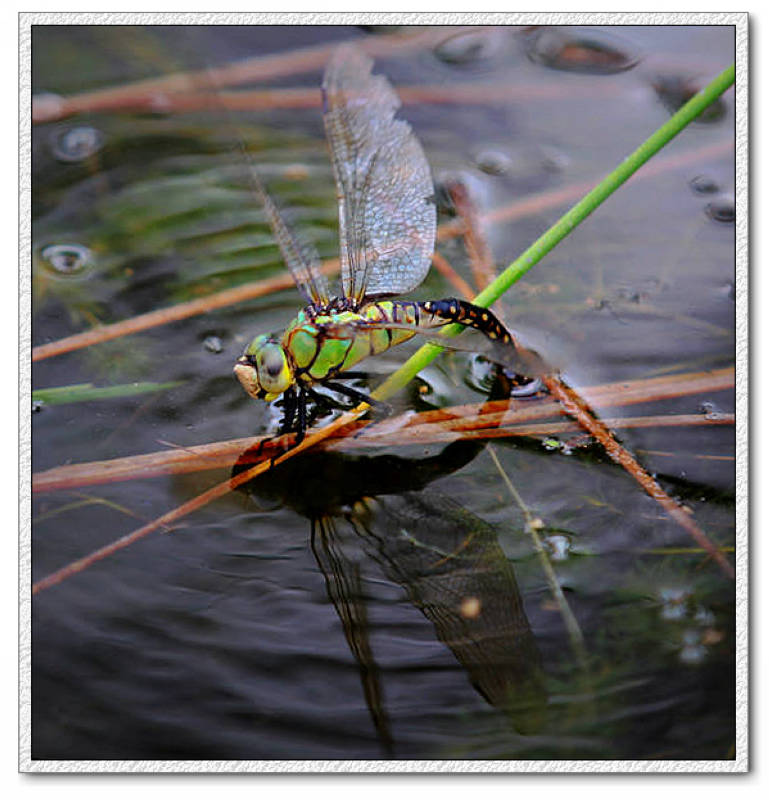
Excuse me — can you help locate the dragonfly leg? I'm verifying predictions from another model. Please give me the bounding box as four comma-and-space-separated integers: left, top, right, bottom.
246, 386, 300, 470
329, 370, 369, 380
264, 386, 309, 468
320, 380, 392, 419
278, 385, 299, 435
293, 386, 308, 446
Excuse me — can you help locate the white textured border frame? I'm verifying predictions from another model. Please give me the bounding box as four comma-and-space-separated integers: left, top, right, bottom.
18, 10, 748, 774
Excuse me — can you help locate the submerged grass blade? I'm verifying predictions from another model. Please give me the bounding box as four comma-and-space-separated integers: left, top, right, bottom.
32, 380, 183, 405
486, 445, 589, 670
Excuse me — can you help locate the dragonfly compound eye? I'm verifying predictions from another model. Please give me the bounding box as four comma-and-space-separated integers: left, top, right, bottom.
261, 350, 284, 378
235, 335, 293, 401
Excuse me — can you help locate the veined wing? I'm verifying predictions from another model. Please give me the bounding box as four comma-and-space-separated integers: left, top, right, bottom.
322, 45, 436, 305
242, 145, 330, 308
355, 492, 548, 732
316, 315, 552, 378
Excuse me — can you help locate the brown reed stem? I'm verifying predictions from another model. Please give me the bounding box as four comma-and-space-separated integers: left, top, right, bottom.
32, 403, 369, 594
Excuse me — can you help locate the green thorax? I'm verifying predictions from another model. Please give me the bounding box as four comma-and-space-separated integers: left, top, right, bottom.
282, 301, 417, 383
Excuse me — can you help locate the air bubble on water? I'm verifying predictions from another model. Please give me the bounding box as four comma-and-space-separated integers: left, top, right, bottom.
40, 243, 92, 276
433, 29, 504, 67
694, 606, 716, 626
705, 197, 735, 223
463, 354, 496, 394
652, 75, 726, 123
720, 280, 736, 300
203, 335, 224, 354
689, 174, 720, 195
699, 400, 725, 421
474, 149, 513, 176
415, 368, 454, 409
539, 145, 570, 173
658, 587, 689, 620
679, 629, 706, 664
50, 126, 104, 162
544, 534, 571, 561
522, 27, 641, 74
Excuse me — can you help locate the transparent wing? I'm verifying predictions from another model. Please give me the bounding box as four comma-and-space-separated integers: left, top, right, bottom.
322, 45, 436, 304
241, 144, 330, 307
317, 316, 552, 378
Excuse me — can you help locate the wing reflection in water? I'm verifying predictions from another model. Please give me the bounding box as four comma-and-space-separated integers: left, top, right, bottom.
347, 490, 547, 736
235, 430, 548, 748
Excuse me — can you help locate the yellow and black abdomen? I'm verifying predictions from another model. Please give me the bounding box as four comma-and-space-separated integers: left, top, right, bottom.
281, 298, 516, 387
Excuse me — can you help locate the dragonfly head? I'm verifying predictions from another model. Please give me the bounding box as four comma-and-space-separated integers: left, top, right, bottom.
234, 334, 293, 401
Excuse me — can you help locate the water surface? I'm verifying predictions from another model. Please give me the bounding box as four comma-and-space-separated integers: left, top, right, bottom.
31, 24, 736, 762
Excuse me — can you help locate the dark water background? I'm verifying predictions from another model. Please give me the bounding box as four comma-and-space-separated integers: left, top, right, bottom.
31, 24, 736, 762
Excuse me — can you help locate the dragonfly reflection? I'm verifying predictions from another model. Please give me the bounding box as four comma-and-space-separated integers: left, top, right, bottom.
235, 430, 548, 751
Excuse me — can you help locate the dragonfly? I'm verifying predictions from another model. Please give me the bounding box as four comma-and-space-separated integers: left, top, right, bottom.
234, 45, 538, 443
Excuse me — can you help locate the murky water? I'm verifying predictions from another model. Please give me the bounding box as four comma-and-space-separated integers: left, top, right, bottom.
30, 24, 736, 762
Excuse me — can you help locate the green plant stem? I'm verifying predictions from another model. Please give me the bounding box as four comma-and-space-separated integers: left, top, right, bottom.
372, 64, 735, 402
